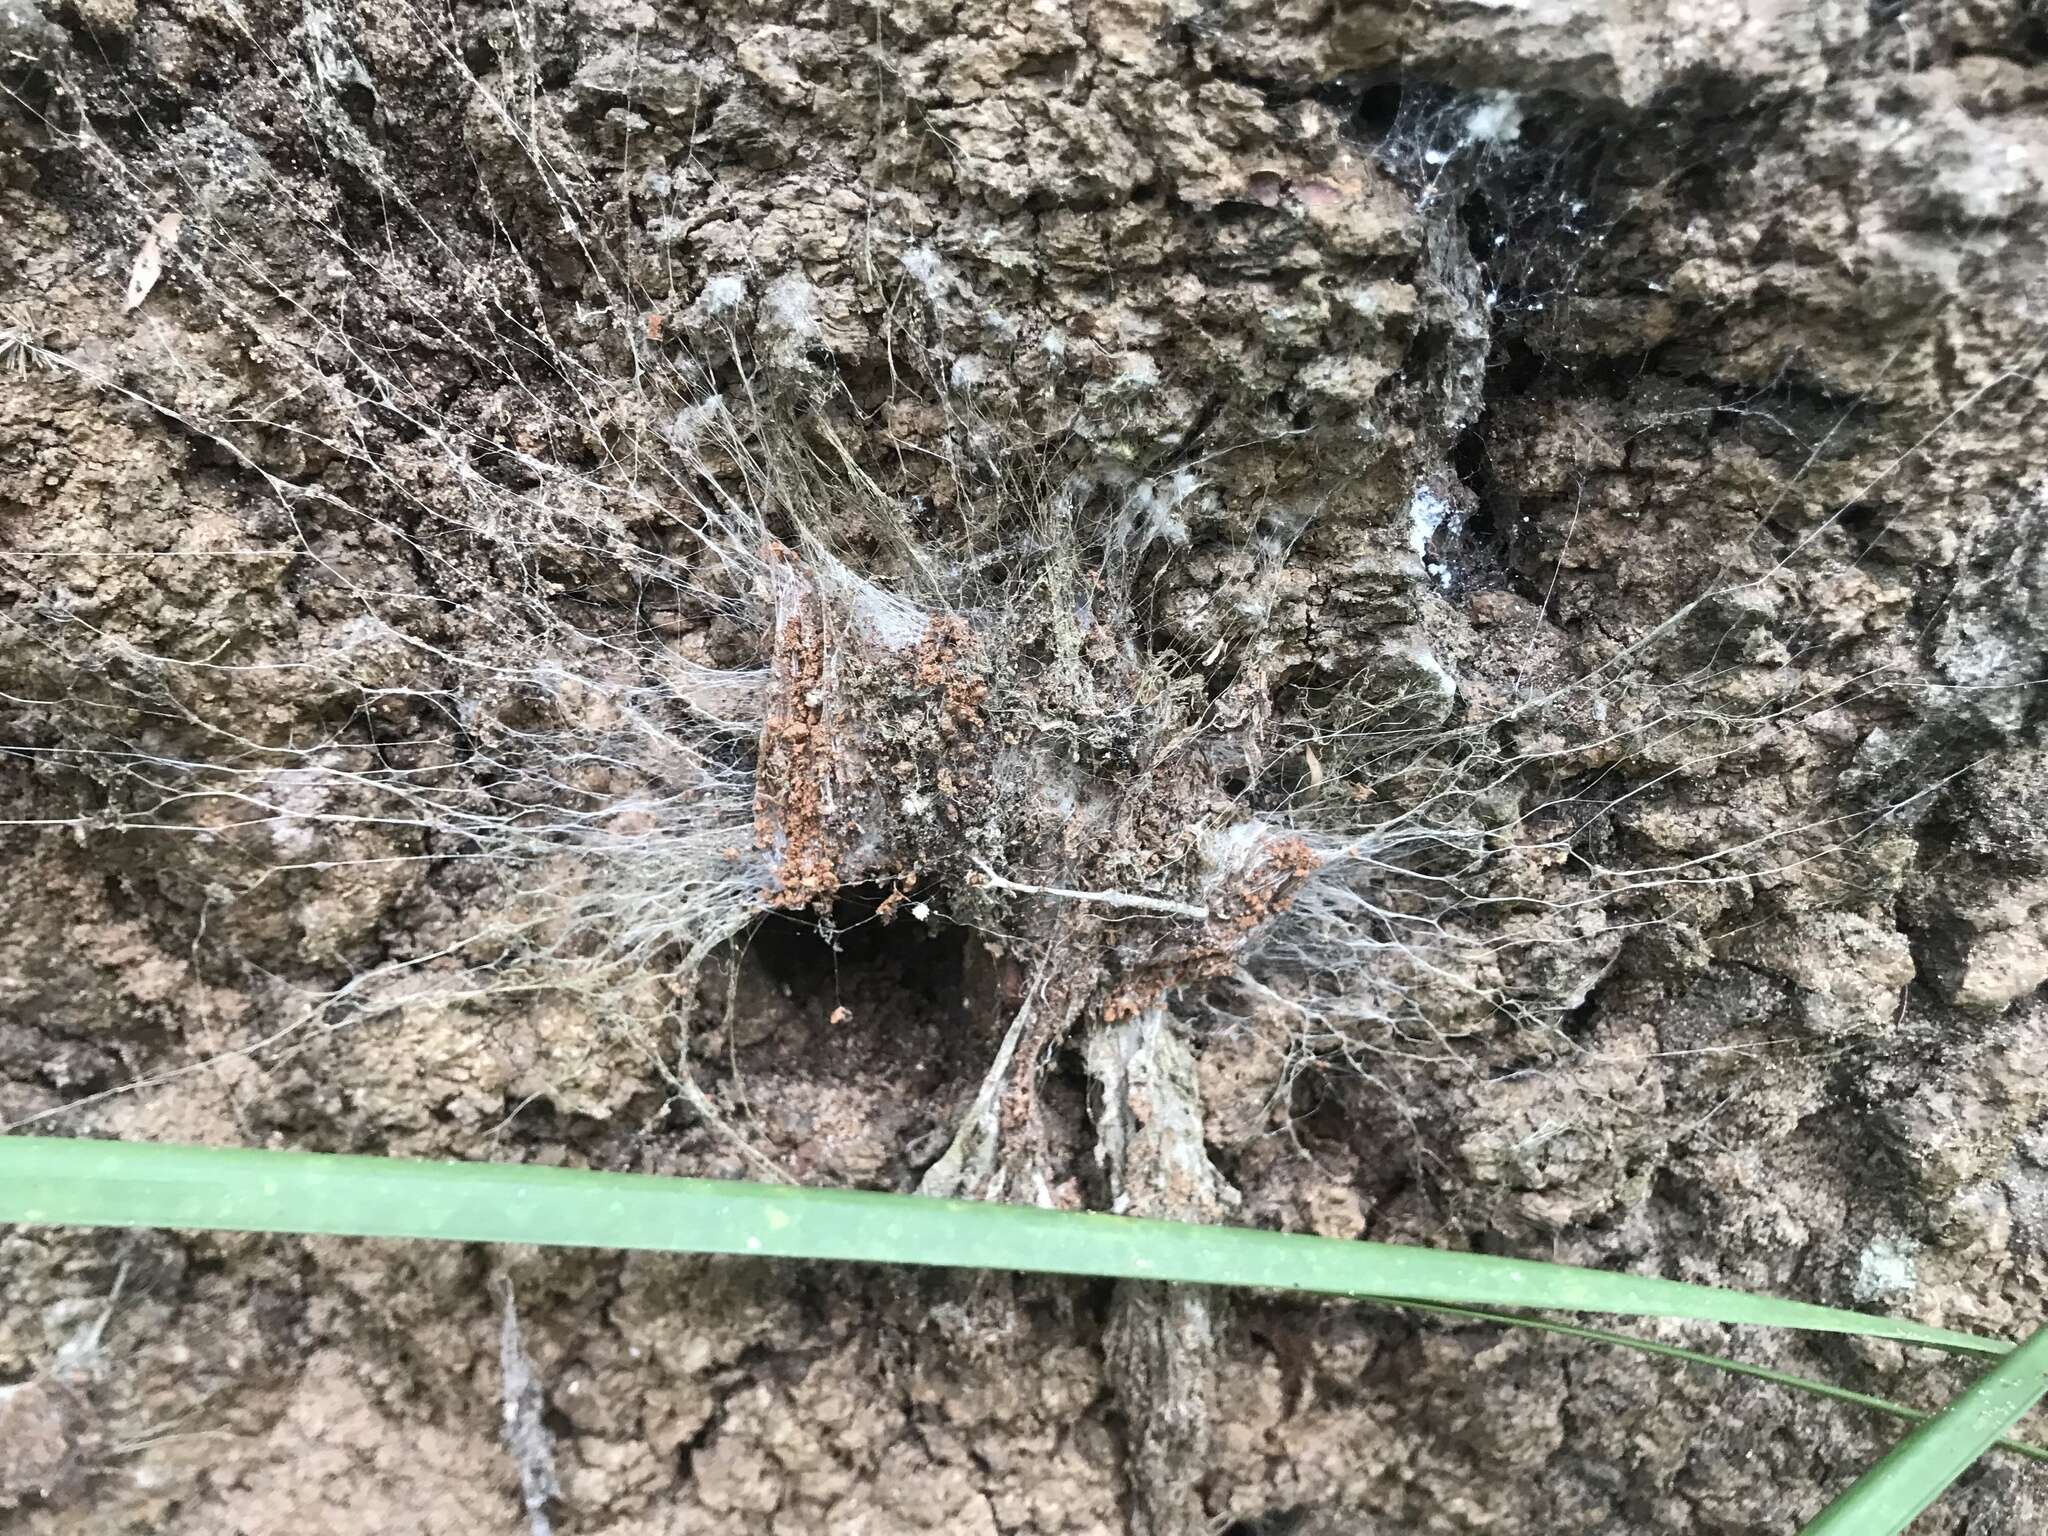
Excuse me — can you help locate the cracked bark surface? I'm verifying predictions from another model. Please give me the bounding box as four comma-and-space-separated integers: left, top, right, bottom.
5, 0, 2048, 1531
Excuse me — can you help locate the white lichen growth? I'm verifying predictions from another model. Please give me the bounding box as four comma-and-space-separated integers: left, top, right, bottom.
761, 273, 820, 337
698, 272, 748, 315
1463, 92, 1524, 148
1853, 1236, 1919, 1302
901, 244, 950, 301
1113, 351, 1160, 392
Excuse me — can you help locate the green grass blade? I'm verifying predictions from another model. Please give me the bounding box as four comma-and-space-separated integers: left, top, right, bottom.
0, 1135, 2003, 1358
1375, 1300, 2048, 1465
1796, 1324, 2048, 1536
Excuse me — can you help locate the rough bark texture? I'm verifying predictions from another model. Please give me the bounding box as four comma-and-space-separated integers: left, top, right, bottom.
6, 0, 2048, 1532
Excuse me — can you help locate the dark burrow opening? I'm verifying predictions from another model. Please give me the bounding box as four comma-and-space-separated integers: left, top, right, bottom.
746, 883, 966, 1005
693, 883, 1010, 1183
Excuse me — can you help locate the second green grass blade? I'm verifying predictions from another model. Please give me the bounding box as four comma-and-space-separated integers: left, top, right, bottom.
0, 1135, 2004, 1359
1380, 1300, 2048, 1465
1796, 1323, 2048, 1536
